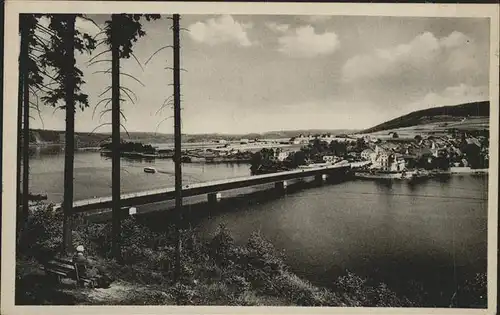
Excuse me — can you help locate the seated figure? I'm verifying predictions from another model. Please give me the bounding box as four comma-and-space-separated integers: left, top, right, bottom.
72, 245, 113, 288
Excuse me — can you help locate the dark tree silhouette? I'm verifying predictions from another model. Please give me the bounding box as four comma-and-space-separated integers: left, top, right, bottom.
18, 15, 33, 232
39, 14, 96, 253
17, 14, 60, 237
100, 13, 161, 261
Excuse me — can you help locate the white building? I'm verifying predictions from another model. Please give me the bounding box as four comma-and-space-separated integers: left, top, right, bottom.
322, 155, 335, 163
389, 156, 406, 172
332, 136, 358, 143
277, 151, 290, 161
361, 149, 376, 161
292, 134, 313, 144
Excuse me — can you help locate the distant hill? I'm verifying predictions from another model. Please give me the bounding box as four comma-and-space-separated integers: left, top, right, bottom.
361, 101, 489, 134
27, 128, 360, 147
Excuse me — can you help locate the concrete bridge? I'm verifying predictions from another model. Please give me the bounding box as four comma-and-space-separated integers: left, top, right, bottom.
55, 163, 354, 213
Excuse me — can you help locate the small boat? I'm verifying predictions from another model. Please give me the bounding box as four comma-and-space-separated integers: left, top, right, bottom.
144, 167, 157, 173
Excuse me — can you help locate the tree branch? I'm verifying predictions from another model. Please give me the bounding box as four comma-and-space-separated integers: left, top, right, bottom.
155, 116, 174, 133
87, 49, 111, 64
121, 72, 145, 87
130, 52, 144, 71
98, 86, 112, 98
92, 97, 112, 119
120, 86, 138, 103
144, 45, 173, 66
88, 59, 112, 67
88, 123, 112, 135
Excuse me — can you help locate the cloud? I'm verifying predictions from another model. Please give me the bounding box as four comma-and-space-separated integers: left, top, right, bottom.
342, 31, 481, 83
76, 16, 102, 37
304, 15, 333, 23
33, 16, 102, 40
277, 25, 340, 58
265, 22, 289, 33
188, 15, 254, 47
410, 84, 488, 111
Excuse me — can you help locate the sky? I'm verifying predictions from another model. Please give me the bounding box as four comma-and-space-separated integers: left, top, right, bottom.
29, 14, 490, 134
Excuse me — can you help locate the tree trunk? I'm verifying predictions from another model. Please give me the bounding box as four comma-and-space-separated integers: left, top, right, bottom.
17, 17, 28, 239
17, 75, 23, 209
172, 13, 183, 283
111, 14, 122, 262
62, 15, 76, 254
20, 16, 30, 230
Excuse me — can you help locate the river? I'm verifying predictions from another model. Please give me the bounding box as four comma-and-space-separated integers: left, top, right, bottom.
27, 147, 488, 306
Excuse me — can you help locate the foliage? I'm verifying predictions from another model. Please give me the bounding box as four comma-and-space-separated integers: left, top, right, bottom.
19, 14, 44, 89
17, 205, 486, 307
17, 204, 63, 262
333, 271, 414, 307
362, 101, 489, 134
455, 273, 487, 308
104, 14, 161, 59
38, 14, 97, 111
100, 140, 156, 154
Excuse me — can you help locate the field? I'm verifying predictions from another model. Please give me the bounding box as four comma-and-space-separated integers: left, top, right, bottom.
358, 116, 489, 140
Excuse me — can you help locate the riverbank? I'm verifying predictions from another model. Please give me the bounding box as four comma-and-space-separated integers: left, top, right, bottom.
16, 204, 486, 307
15, 205, 420, 306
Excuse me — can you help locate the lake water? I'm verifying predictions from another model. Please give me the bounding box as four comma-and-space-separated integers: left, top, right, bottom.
27, 147, 488, 306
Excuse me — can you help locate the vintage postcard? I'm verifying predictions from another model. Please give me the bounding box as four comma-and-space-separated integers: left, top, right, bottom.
1, 1, 499, 315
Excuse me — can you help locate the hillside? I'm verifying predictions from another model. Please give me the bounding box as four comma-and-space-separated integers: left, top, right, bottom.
27, 128, 359, 147
361, 101, 489, 134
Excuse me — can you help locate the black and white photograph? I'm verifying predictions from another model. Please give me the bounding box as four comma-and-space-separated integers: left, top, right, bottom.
1, 1, 498, 314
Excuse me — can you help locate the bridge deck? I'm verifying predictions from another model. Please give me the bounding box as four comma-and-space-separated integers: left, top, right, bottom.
57, 163, 351, 213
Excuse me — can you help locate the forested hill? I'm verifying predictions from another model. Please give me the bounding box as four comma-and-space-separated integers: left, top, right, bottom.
361, 101, 490, 134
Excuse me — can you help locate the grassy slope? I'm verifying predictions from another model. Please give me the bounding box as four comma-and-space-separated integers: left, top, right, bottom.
361, 101, 490, 134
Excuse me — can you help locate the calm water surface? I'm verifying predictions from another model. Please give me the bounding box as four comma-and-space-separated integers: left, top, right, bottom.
28, 147, 488, 306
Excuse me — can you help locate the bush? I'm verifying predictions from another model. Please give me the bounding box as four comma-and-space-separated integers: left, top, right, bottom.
18, 204, 63, 262
244, 232, 286, 276
333, 271, 413, 307
455, 273, 487, 308
209, 224, 235, 266
17, 207, 422, 307
168, 283, 198, 305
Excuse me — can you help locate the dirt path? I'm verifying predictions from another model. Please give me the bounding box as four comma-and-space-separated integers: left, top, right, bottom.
60, 281, 173, 305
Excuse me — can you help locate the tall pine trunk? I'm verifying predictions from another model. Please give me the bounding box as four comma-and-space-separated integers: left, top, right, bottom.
20, 16, 30, 229
172, 13, 182, 283
17, 17, 28, 238
62, 15, 76, 254
111, 14, 122, 262
17, 76, 23, 208
16, 74, 23, 239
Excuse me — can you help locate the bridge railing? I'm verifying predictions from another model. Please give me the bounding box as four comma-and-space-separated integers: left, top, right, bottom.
68, 163, 351, 211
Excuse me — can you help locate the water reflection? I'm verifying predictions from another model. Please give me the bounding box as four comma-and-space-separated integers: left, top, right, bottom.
196, 175, 487, 307
26, 149, 487, 307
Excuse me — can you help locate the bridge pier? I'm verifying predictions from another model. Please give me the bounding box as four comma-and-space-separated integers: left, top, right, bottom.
274, 180, 288, 193
315, 174, 328, 185
207, 192, 222, 217
128, 207, 137, 216
208, 192, 222, 204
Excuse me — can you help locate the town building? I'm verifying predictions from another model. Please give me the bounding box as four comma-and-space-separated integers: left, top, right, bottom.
322, 155, 335, 163
360, 148, 376, 161
277, 151, 291, 162
291, 134, 313, 145
389, 154, 406, 171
